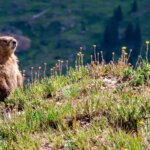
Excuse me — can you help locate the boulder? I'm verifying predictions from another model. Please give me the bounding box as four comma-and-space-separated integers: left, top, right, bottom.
13, 34, 31, 52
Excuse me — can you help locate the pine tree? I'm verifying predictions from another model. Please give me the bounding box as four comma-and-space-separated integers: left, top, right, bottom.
113, 5, 123, 21
133, 22, 142, 48
132, 22, 142, 61
81, 20, 86, 32
102, 18, 119, 48
102, 24, 110, 47
124, 22, 134, 42
102, 18, 119, 61
130, 0, 138, 13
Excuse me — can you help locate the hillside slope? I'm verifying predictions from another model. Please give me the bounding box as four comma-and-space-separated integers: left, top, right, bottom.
0, 49, 150, 149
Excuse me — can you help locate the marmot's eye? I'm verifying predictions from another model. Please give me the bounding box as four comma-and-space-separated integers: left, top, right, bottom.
3, 40, 8, 44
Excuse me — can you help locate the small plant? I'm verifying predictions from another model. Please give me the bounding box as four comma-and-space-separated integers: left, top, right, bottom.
134, 75, 144, 86
123, 69, 133, 76
63, 84, 81, 98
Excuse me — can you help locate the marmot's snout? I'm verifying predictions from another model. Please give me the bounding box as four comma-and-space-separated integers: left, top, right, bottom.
10, 39, 17, 49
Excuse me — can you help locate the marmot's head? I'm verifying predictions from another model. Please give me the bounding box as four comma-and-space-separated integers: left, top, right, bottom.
0, 36, 17, 58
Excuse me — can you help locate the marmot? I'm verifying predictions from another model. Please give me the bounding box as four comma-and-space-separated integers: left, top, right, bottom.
0, 36, 23, 101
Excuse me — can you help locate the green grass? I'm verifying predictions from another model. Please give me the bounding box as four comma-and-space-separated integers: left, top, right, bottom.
0, 46, 150, 149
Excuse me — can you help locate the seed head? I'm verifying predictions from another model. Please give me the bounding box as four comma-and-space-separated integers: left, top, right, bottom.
80, 47, 83, 51
122, 46, 127, 50
139, 120, 144, 126
93, 45, 96, 48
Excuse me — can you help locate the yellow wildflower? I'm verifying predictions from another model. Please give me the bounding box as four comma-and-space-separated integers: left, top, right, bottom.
121, 148, 128, 150
122, 46, 127, 50
139, 120, 144, 126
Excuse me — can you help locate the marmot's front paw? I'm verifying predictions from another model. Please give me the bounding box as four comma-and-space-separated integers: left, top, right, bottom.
17, 73, 23, 88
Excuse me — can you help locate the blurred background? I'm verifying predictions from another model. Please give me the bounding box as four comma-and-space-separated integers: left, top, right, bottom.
0, 0, 149, 71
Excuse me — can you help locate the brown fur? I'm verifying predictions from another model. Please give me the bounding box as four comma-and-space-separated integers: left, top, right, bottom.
0, 36, 23, 101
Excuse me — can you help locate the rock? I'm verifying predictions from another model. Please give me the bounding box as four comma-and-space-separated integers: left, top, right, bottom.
13, 34, 31, 52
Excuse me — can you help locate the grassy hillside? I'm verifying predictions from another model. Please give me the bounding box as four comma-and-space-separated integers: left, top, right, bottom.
0, 0, 150, 69
0, 46, 150, 149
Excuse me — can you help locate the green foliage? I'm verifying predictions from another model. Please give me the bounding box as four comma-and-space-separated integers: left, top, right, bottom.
63, 83, 81, 98
123, 68, 134, 76
134, 75, 143, 86
109, 130, 144, 150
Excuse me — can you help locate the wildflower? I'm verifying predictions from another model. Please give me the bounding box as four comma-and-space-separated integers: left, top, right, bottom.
91, 55, 93, 61
139, 120, 144, 126
77, 52, 81, 56
93, 44, 96, 48
146, 41, 149, 44
80, 47, 83, 51
122, 46, 127, 50
56, 64, 59, 68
